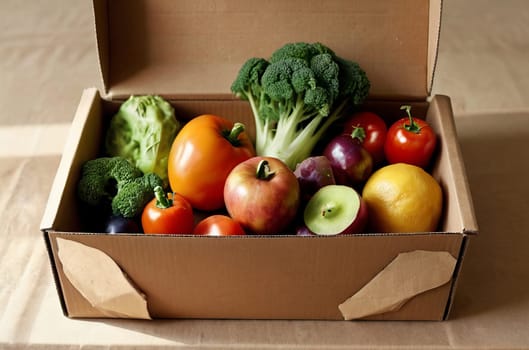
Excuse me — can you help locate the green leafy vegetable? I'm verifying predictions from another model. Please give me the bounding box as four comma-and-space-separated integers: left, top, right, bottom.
231, 42, 370, 170
105, 95, 180, 185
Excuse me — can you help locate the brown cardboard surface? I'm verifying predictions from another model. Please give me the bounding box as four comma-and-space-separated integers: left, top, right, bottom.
32, 0, 476, 324
47, 231, 464, 320
56, 238, 151, 319
40, 89, 471, 321
94, 0, 437, 100
4, 0, 529, 348
338, 250, 458, 320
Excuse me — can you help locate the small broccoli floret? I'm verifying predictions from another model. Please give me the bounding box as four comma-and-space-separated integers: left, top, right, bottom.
231, 42, 370, 169
105, 95, 181, 185
77, 157, 141, 207
77, 156, 162, 219
111, 173, 163, 218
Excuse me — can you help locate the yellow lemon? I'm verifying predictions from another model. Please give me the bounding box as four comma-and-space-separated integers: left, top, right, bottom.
362, 163, 443, 233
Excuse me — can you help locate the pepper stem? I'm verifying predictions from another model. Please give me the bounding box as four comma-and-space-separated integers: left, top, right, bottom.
400, 105, 422, 134
154, 186, 172, 209
256, 159, 276, 180
224, 122, 245, 146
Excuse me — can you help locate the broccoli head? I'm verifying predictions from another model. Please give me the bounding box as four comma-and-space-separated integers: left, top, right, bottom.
105, 95, 181, 185
231, 42, 370, 169
77, 156, 163, 219
111, 173, 163, 218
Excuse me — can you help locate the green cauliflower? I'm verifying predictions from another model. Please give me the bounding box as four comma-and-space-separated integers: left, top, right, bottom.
105, 95, 180, 185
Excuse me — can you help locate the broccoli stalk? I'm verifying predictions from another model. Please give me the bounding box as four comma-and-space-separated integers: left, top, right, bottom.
231, 42, 370, 170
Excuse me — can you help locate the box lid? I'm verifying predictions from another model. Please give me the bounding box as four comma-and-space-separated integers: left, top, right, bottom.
93, 0, 442, 101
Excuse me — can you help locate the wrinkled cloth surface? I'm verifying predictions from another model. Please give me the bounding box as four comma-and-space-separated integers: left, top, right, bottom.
1, 0, 529, 348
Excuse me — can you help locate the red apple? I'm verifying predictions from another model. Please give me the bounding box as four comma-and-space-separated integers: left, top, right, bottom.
224, 156, 300, 234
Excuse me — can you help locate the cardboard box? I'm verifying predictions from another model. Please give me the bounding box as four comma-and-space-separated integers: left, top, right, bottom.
41, 0, 478, 321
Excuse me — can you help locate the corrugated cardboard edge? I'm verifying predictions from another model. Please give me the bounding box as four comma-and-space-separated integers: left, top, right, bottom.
427, 95, 477, 320
40, 88, 100, 317
92, 0, 109, 97
442, 234, 470, 319
428, 0, 443, 95
40, 88, 100, 231
429, 95, 478, 235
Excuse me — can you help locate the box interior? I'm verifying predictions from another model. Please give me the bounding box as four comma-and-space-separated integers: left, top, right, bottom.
39, 0, 479, 321
93, 0, 441, 101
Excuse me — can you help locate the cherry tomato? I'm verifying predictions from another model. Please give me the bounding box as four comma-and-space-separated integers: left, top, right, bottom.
342, 111, 387, 165
193, 215, 246, 236
168, 115, 255, 211
384, 105, 437, 168
142, 186, 194, 234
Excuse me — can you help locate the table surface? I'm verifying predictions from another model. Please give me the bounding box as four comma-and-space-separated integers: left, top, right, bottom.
1, 1, 529, 349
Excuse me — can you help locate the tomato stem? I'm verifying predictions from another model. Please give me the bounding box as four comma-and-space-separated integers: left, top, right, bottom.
224, 122, 246, 146
154, 186, 172, 209
401, 105, 422, 134
256, 159, 276, 180
350, 125, 366, 143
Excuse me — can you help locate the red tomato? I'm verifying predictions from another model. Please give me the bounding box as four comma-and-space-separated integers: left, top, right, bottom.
342, 111, 387, 165
384, 105, 437, 168
193, 215, 246, 236
168, 115, 255, 211
142, 186, 194, 234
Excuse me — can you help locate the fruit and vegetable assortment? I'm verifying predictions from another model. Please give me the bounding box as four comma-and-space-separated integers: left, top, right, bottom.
76, 42, 443, 236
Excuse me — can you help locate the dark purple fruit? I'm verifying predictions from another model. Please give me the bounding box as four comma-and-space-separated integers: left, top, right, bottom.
323, 135, 373, 186
104, 215, 140, 234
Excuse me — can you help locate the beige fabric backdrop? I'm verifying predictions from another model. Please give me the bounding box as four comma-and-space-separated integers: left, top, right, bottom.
1, 0, 529, 349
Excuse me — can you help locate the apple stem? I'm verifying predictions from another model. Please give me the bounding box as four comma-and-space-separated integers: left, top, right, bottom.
321, 202, 337, 218
256, 159, 276, 180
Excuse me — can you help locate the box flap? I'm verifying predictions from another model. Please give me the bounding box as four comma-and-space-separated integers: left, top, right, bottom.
93, 0, 442, 101
40, 88, 103, 231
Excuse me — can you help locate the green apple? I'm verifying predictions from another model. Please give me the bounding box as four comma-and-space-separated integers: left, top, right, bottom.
303, 185, 368, 235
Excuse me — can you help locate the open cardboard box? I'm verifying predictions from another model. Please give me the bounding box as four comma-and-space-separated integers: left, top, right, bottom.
40, 0, 478, 320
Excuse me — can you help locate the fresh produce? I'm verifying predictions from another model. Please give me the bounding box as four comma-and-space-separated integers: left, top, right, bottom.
193, 215, 246, 236
295, 225, 316, 236
362, 163, 443, 233
105, 95, 181, 185
77, 156, 163, 218
384, 105, 437, 168
224, 156, 300, 234
104, 215, 140, 234
294, 156, 336, 200
142, 186, 194, 234
323, 134, 373, 186
342, 111, 387, 165
167, 114, 255, 211
231, 42, 370, 169
303, 185, 368, 235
